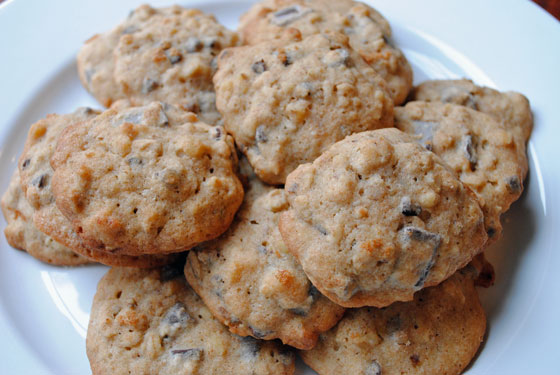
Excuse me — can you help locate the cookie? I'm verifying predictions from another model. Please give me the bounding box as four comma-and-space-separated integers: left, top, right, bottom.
279, 128, 487, 307
395, 101, 525, 242
51, 102, 244, 256
1, 170, 90, 265
410, 79, 533, 177
15, 106, 177, 267
78, 5, 239, 124
239, 0, 413, 104
185, 177, 345, 350
300, 268, 486, 375
214, 32, 394, 184
87, 265, 295, 375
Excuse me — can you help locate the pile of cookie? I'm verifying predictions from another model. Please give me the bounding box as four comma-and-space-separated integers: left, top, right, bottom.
1, 1, 532, 374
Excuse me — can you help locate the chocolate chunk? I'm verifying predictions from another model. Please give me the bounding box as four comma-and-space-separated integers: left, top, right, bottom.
250, 327, 273, 339
239, 335, 261, 357
255, 125, 268, 143
163, 302, 192, 325
463, 135, 477, 169
185, 37, 202, 53
366, 360, 382, 375
142, 78, 158, 94
171, 348, 203, 361
122, 25, 138, 35
400, 196, 422, 217
271, 5, 312, 26
400, 226, 441, 289
251, 60, 267, 74
21, 159, 30, 169
166, 51, 182, 64
506, 175, 521, 193
32, 174, 48, 189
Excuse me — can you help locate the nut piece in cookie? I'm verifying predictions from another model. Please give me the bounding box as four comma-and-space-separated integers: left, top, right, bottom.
87, 266, 295, 375
279, 128, 487, 307
395, 101, 526, 243
411, 79, 533, 178
214, 32, 394, 184
300, 269, 486, 375
1, 170, 90, 266
239, 0, 413, 104
78, 5, 239, 124
51, 102, 244, 256
185, 176, 345, 350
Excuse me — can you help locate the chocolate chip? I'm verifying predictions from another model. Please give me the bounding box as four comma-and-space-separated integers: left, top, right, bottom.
400, 197, 422, 217
127, 157, 143, 166
366, 360, 382, 375
163, 302, 192, 325
506, 175, 521, 193
463, 135, 477, 169
250, 327, 273, 339
271, 5, 312, 26
399, 226, 441, 288
213, 127, 222, 140
185, 37, 202, 53
255, 125, 268, 143
239, 335, 261, 357
22, 159, 30, 169
32, 174, 48, 189
410, 354, 420, 366
171, 348, 203, 361
142, 78, 158, 94
122, 25, 138, 35
166, 51, 182, 64
251, 60, 267, 74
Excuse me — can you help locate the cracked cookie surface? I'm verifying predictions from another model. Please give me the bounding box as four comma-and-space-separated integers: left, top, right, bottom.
300, 269, 486, 375
279, 128, 487, 307
51, 102, 243, 256
87, 265, 295, 375
185, 176, 344, 350
214, 32, 393, 184
238, 0, 412, 104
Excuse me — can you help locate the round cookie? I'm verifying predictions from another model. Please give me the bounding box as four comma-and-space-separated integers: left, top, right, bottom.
87, 265, 295, 375
239, 0, 413, 104
51, 102, 244, 256
395, 101, 525, 242
17, 107, 180, 267
214, 32, 394, 184
1, 170, 90, 266
279, 128, 487, 307
300, 269, 486, 375
185, 178, 345, 350
410, 79, 533, 177
77, 5, 239, 124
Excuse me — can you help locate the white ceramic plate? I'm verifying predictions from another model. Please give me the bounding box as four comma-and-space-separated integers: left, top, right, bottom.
1, 0, 559, 374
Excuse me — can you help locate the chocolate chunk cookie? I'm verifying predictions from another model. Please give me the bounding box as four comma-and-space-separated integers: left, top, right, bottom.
300, 269, 486, 375
1, 170, 90, 265
78, 5, 239, 124
87, 266, 295, 375
51, 102, 243, 256
17, 107, 179, 267
185, 177, 345, 350
279, 128, 487, 307
239, 0, 413, 104
410, 79, 533, 177
214, 32, 394, 184
395, 101, 526, 242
